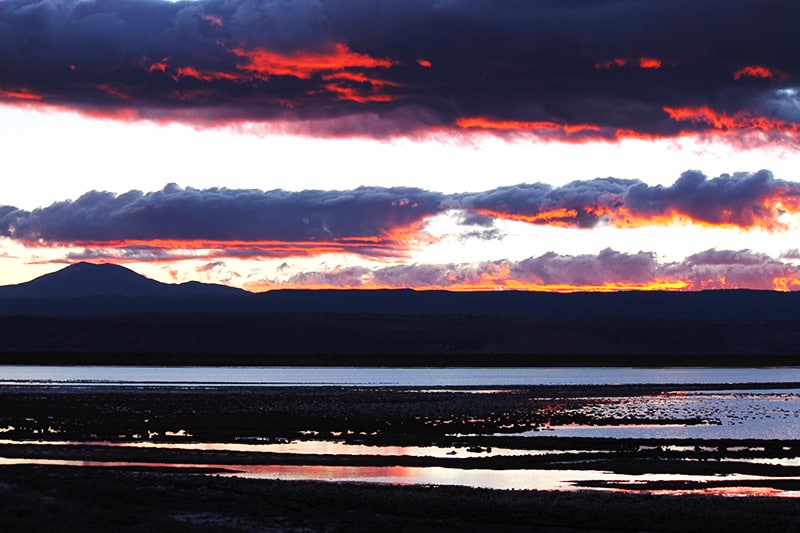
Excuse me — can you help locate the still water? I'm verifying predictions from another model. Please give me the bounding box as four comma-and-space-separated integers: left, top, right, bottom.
1, 455, 798, 497
2, 366, 800, 386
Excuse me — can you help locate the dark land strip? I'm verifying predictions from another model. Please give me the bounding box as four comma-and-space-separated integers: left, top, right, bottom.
2, 466, 800, 532
4, 314, 800, 359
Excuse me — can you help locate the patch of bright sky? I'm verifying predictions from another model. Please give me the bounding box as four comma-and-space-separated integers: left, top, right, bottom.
2, 106, 798, 210
419, 212, 800, 265
2, 106, 800, 287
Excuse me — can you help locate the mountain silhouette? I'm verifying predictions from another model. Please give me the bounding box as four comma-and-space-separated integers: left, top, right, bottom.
0, 262, 248, 300
1, 262, 800, 322
1, 263, 800, 358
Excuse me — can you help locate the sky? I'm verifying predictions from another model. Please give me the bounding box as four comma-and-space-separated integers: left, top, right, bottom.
1, 0, 800, 292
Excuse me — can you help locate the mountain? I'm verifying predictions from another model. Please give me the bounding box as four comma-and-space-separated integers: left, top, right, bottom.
1, 263, 800, 358
0, 262, 249, 300
1, 262, 800, 321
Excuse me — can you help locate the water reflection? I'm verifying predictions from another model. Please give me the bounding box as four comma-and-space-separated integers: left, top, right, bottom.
2, 456, 798, 497
0, 438, 596, 459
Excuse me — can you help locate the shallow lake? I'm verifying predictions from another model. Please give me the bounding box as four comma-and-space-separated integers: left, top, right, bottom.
2, 365, 800, 386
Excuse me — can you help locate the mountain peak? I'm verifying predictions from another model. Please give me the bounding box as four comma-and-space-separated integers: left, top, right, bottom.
0, 262, 248, 299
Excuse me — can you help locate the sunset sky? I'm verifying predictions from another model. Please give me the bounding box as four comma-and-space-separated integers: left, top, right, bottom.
1, 0, 800, 292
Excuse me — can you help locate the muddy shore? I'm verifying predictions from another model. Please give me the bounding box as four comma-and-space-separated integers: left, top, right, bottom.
2, 384, 800, 531
1, 466, 800, 532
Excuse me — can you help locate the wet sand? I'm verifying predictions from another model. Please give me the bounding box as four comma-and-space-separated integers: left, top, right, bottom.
1, 384, 800, 530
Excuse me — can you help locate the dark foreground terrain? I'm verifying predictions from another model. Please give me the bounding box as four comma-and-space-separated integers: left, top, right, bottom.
1, 384, 800, 530
2, 466, 800, 532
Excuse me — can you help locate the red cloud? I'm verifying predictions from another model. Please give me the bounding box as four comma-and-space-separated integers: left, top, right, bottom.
594, 58, 627, 69
663, 106, 800, 138
733, 65, 786, 80
639, 57, 662, 69
230, 43, 395, 80
0, 88, 42, 101
455, 117, 604, 140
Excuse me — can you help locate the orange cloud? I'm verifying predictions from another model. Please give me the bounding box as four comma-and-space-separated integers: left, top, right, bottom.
95, 84, 130, 100
456, 117, 602, 136
734, 65, 773, 80
321, 83, 395, 103
319, 71, 403, 103
231, 43, 395, 80
594, 58, 627, 69
42, 219, 435, 263
148, 59, 169, 73
321, 71, 401, 87
474, 208, 580, 227
252, 277, 690, 293
0, 88, 42, 101
639, 57, 662, 69
663, 105, 800, 138
173, 66, 238, 82
248, 247, 800, 293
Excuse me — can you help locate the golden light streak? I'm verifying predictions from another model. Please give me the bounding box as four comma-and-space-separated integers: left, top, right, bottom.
248, 278, 692, 293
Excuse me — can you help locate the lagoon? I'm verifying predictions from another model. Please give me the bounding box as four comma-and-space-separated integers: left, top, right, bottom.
2, 365, 800, 387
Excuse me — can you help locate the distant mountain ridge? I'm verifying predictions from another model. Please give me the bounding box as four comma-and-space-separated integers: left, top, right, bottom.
2, 263, 800, 357
1, 262, 800, 321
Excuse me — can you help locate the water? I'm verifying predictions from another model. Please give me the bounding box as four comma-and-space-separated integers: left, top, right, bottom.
2, 365, 799, 496
513, 390, 800, 439
2, 456, 798, 496
2, 365, 799, 386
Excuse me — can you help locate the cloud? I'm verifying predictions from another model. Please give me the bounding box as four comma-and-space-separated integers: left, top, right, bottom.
458, 178, 634, 228
460, 170, 800, 230
0, 0, 797, 141
2, 171, 800, 263
664, 249, 800, 291
621, 170, 800, 229
257, 248, 800, 292
0, 184, 445, 258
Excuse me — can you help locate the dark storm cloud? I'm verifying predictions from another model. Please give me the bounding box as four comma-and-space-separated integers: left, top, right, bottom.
0, 0, 798, 139
663, 249, 800, 290
0, 184, 445, 257
457, 178, 634, 227
623, 170, 800, 228
1, 171, 798, 257
459, 171, 800, 229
